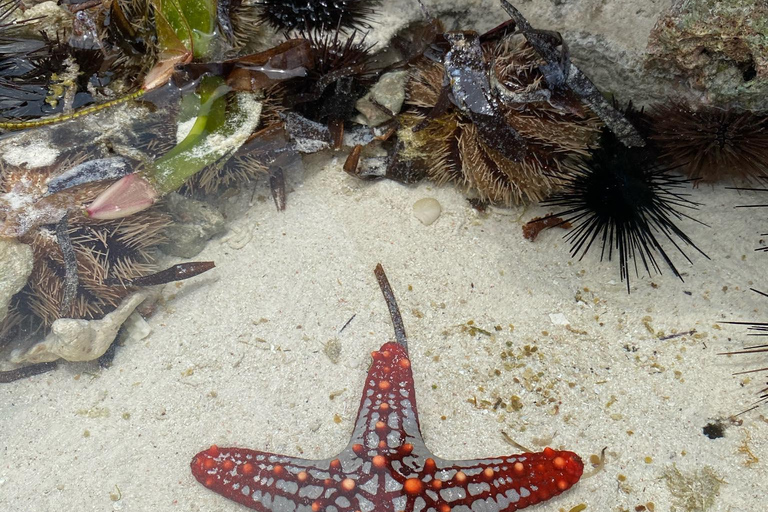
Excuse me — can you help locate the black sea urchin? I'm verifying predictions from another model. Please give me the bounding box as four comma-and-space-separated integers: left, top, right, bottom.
649, 101, 768, 183
541, 129, 708, 292
253, 0, 380, 33
283, 30, 376, 123
100, 0, 158, 85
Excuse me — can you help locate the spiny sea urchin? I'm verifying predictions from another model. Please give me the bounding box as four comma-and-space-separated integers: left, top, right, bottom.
184, 123, 293, 194
217, 0, 270, 52
0, 13, 137, 121
100, 0, 159, 87
253, 0, 381, 34
16, 208, 169, 327
282, 29, 376, 124
649, 101, 768, 183
180, 83, 291, 194
0, 156, 170, 334
540, 128, 708, 292
398, 35, 601, 206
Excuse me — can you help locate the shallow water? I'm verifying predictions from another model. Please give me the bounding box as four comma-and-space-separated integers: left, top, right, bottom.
1, 1, 767, 511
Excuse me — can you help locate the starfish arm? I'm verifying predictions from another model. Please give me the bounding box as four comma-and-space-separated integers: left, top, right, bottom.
348, 342, 425, 450
423, 449, 583, 511
192, 445, 374, 512
192, 269, 584, 511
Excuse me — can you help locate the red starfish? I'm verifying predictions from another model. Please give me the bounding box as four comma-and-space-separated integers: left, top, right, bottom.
192, 265, 583, 511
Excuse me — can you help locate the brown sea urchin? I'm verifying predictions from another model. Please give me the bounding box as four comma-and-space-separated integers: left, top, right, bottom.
399, 35, 600, 206
0, 156, 170, 338
19, 209, 170, 327
649, 101, 768, 183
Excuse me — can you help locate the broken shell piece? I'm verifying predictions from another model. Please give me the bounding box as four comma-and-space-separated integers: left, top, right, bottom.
8, 292, 147, 364
413, 197, 442, 226
355, 70, 409, 127
45, 157, 133, 196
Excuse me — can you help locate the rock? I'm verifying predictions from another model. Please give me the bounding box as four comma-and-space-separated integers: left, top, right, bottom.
356, 71, 409, 126
8, 292, 147, 364
413, 198, 442, 226
13, 2, 73, 39
159, 193, 226, 258
398, 0, 678, 107
378, 0, 767, 107
0, 239, 34, 323
122, 311, 153, 346
646, 0, 768, 109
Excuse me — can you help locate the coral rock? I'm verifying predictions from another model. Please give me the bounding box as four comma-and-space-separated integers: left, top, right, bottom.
646, 0, 768, 110
0, 239, 33, 322
159, 193, 226, 258
355, 70, 409, 127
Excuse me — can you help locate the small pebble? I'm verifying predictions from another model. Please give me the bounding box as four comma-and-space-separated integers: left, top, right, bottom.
413, 198, 442, 226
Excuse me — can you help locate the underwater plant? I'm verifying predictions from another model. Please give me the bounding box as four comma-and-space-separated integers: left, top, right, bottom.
539, 128, 708, 292
86, 35, 312, 218
649, 101, 768, 183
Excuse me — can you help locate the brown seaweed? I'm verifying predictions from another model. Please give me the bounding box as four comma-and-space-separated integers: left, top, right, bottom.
179, 39, 314, 91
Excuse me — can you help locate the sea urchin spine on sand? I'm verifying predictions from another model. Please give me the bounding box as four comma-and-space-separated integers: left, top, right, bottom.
722, 289, 768, 413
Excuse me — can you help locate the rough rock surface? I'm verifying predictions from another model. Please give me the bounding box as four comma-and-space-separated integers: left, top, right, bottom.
0, 239, 33, 323
646, 0, 768, 109
373, 0, 764, 109
159, 193, 226, 258
355, 71, 409, 126
370, 0, 678, 107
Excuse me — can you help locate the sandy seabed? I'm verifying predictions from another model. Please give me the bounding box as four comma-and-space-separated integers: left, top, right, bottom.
1, 150, 767, 511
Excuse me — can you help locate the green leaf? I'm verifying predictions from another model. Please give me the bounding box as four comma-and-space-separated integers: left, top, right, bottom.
152, 0, 217, 59
144, 76, 263, 195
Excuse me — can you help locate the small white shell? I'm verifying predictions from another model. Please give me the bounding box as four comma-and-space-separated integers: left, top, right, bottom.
413, 198, 442, 226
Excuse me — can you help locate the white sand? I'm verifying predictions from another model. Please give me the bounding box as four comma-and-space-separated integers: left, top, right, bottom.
1, 152, 767, 511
